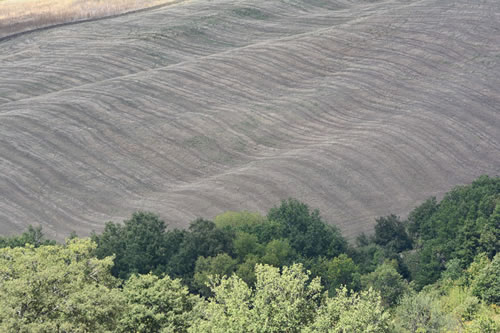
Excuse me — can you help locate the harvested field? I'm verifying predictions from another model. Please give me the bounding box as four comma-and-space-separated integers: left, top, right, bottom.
0, 0, 499, 240
0, 0, 176, 38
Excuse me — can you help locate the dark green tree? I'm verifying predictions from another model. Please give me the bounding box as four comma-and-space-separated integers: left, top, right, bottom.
478, 204, 500, 258
374, 214, 412, 252
407, 197, 438, 239
267, 199, 347, 259
166, 219, 234, 285
0, 225, 55, 248
309, 254, 360, 295
404, 176, 499, 287
92, 211, 169, 279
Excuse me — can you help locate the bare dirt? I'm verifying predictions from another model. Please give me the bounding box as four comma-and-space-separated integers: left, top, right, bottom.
1, 0, 499, 240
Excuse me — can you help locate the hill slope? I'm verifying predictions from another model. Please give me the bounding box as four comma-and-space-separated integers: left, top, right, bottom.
0, 0, 499, 239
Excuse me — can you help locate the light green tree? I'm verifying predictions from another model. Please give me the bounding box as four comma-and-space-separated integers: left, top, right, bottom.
190, 263, 322, 332
190, 263, 389, 332
190, 271, 254, 333
0, 238, 124, 332
119, 273, 200, 333
303, 287, 390, 333
251, 264, 323, 332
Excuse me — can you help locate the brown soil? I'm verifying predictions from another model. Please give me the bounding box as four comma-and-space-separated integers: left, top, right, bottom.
0, 0, 499, 240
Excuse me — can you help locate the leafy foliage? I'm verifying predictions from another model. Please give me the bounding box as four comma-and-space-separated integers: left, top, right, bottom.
308, 254, 361, 295
166, 218, 234, 284
92, 211, 170, 279
0, 176, 498, 331
0, 225, 55, 248
471, 253, 500, 305
374, 214, 411, 252
268, 198, 347, 258
120, 273, 200, 333
408, 176, 500, 286
393, 292, 456, 332
304, 287, 390, 333
190, 263, 387, 332
361, 260, 409, 307
193, 253, 238, 296
0, 239, 124, 332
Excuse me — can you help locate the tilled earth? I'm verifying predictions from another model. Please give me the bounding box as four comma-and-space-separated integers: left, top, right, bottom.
0, 0, 499, 239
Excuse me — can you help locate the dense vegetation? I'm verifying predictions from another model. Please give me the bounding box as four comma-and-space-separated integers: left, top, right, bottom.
0, 175, 498, 332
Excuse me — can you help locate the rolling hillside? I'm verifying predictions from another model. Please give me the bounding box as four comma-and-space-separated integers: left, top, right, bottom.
0, 0, 499, 239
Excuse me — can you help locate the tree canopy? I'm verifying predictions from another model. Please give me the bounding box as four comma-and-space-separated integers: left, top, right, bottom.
0, 175, 498, 331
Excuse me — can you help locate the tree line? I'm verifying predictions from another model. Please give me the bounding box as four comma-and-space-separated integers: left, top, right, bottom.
0, 175, 498, 332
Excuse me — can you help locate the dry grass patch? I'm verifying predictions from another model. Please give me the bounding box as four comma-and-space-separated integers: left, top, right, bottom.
0, 0, 176, 38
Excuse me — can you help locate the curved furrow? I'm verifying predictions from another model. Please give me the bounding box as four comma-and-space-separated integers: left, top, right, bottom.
0, 0, 499, 238
0, 0, 383, 105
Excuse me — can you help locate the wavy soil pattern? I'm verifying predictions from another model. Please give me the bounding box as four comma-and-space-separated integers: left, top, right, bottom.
0, 0, 499, 239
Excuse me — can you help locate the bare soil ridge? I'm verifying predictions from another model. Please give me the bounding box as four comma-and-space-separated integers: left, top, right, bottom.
0, 0, 499, 239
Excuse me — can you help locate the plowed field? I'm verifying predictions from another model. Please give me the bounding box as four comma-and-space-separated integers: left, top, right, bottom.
1, 0, 499, 239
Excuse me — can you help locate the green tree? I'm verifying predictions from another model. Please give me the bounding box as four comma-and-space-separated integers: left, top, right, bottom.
465, 315, 500, 333
190, 270, 254, 333
303, 287, 390, 333
456, 218, 481, 265
310, 254, 360, 295
92, 211, 170, 279
361, 260, 409, 307
407, 197, 438, 239
268, 199, 347, 258
261, 238, 295, 267
352, 242, 387, 274
0, 225, 55, 248
235, 254, 259, 286
412, 176, 499, 270
193, 253, 238, 296
252, 264, 323, 331
167, 218, 234, 284
471, 253, 500, 305
478, 203, 500, 258
119, 273, 200, 333
233, 231, 263, 260
374, 214, 412, 252
440, 258, 463, 281
411, 242, 443, 289
0, 239, 124, 332
190, 264, 323, 332
394, 292, 456, 333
